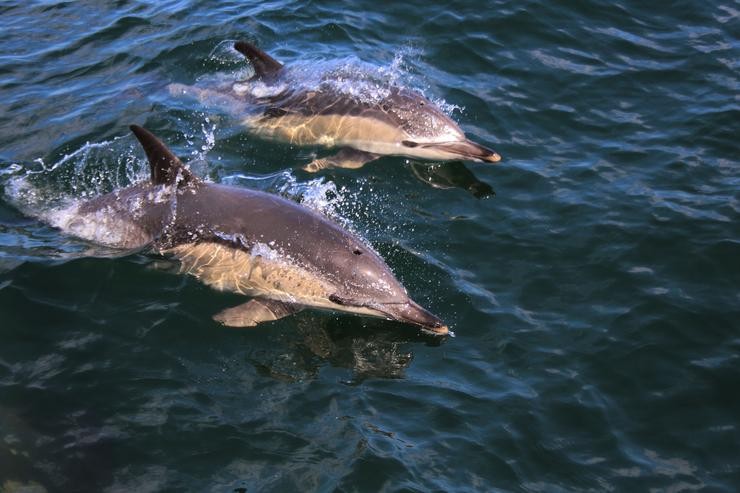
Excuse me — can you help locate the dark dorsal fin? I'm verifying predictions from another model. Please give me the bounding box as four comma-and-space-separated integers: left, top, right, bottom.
234, 40, 283, 79
129, 125, 195, 187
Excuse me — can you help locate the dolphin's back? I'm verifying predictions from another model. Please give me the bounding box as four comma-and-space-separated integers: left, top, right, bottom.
170, 184, 356, 262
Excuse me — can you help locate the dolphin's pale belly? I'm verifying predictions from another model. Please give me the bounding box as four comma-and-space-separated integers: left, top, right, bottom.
163, 241, 329, 300
163, 241, 390, 319
244, 114, 407, 154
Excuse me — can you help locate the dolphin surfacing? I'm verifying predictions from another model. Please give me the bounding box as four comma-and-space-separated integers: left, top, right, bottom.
169, 41, 501, 171
61, 126, 448, 335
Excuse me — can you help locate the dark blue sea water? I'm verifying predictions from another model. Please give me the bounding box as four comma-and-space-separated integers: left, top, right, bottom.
1, 1, 739, 491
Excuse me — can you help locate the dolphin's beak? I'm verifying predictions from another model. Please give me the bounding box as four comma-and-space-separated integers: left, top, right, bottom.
381, 300, 449, 336
424, 139, 502, 163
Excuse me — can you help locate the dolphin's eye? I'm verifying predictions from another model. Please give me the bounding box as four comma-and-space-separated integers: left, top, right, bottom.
353, 248, 363, 255
401, 140, 419, 148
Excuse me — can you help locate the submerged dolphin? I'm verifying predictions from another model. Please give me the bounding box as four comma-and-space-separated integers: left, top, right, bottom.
55, 126, 448, 335
169, 41, 501, 171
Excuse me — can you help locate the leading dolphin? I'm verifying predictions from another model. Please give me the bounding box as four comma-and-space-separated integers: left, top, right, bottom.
54, 126, 448, 335
169, 41, 501, 171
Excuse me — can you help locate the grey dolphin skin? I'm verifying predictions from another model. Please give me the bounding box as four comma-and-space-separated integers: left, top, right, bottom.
61, 126, 448, 335
169, 41, 501, 171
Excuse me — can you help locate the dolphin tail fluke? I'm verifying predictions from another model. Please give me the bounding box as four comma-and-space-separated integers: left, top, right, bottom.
234, 40, 283, 80
213, 299, 301, 327
129, 125, 196, 186
303, 148, 380, 173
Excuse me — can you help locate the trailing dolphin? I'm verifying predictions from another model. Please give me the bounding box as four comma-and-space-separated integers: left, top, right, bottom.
51, 126, 448, 335
169, 40, 501, 171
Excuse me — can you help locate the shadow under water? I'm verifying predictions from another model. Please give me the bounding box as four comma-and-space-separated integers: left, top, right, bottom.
247, 313, 444, 384
409, 161, 494, 198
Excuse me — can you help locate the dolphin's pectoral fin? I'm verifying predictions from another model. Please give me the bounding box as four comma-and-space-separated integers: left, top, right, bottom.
213, 299, 301, 328
303, 148, 380, 173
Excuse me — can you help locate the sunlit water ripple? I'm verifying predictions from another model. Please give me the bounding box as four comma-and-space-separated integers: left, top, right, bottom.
1, 1, 738, 491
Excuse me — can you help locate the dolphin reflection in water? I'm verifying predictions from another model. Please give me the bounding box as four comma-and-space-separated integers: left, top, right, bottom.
169, 41, 501, 173
50, 126, 449, 336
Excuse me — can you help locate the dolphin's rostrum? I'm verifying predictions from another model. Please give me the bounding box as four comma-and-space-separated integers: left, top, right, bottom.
170, 41, 501, 171
61, 126, 448, 335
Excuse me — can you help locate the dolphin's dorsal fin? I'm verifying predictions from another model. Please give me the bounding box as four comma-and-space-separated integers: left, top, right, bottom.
234, 40, 283, 79
129, 125, 195, 187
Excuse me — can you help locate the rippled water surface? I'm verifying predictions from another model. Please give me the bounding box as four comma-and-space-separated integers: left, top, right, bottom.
1, 1, 739, 491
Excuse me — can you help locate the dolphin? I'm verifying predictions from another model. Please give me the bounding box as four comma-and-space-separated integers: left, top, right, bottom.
169, 40, 501, 171
53, 126, 448, 335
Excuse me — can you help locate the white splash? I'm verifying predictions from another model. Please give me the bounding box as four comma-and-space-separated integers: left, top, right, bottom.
276, 174, 348, 219
250, 241, 285, 261
0, 129, 183, 252
188, 118, 218, 163
235, 80, 288, 99
45, 201, 144, 248
4, 136, 149, 207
